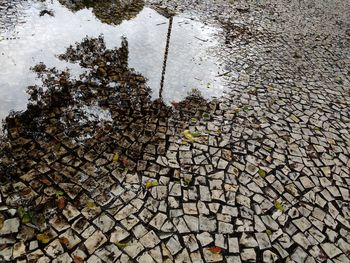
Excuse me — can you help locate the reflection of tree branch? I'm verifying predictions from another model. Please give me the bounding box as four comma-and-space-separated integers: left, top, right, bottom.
58, 0, 145, 25
159, 16, 173, 100
0, 1, 37, 33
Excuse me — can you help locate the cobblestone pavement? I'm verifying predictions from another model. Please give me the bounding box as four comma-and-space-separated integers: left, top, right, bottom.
0, 0, 350, 262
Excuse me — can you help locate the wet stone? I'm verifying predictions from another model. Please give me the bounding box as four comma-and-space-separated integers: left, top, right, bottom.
320, 243, 343, 258
123, 241, 145, 258
197, 232, 213, 247
0, 1, 349, 262
93, 214, 115, 233
84, 230, 107, 255
241, 248, 256, 261
0, 218, 20, 236
13, 241, 26, 258
203, 247, 223, 262
139, 230, 160, 249
166, 237, 182, 255
44, 239, 64, 258
255, 233, 271, 249
292, 232, 311, 248
110, 227, 129, 243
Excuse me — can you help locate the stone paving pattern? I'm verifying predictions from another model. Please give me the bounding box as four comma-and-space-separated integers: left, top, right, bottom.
0, 0, 350, 262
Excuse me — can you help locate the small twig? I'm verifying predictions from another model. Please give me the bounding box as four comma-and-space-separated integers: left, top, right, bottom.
194, 36, 208, 42
216, 71, 232, 77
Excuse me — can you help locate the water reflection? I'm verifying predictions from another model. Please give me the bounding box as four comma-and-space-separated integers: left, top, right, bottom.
0, 0, 32, 33
58, 0, 144, 25
4, 36, 172, 160
0, 0, 226, 124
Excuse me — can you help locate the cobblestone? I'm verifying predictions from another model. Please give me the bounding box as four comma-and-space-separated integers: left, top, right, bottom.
0, 0, 350, 262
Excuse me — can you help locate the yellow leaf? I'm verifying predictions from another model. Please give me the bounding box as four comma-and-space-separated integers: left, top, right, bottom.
182, 130, 201, 142
37, 233, 50, 244
113, 152, 119, 163
184, 176, 192, 185
274, 200, 284, 212
145, 180, 159, 189
115, 242, 128, 249
86, 201, 96, 209
183, 130, 195, 142
0, 215, 4, 230
258, 169, 266, 178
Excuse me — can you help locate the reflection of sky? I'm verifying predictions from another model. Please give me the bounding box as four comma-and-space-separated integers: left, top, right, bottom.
0, 0, 226, 122
164, 17, 226, 103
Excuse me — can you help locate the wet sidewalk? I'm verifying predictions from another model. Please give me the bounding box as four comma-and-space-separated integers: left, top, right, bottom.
0, 0, 349, 262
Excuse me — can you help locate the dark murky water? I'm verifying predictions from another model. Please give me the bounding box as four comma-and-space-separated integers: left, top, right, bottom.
0, 0, 227, 123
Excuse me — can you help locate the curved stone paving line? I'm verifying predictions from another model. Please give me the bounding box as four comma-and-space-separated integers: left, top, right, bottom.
0, 0, 350, 263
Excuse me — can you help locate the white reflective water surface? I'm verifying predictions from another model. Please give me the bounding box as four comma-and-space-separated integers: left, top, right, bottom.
0, 0, 227, 123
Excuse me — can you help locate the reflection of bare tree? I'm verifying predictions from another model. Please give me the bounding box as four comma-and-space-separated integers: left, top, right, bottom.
0, 0, 33, 35
58, 0, 144, 25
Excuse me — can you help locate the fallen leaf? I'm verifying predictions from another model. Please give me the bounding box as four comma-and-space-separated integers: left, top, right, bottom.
183, 130, 195, 142
55, 190, 64, 197
208, 246, 223, 254
21, 214, 31, 224
37, 233, 50, 244
145, 180, 159, 189
258, 168, 266, 178
182, 130, 200, 142
184, 176, 192, 185
73, 256, 84, 263
40, 178, 51, 185
191, 118, 198, 123
59, 237, 70, 246
57, 197, 66, 209
20, 188, 32, 196
115, 242, 128, 249
274, 200, 284, 212
191, 131, 201, 137
0, 215, 4, 230
86, 201, 96, 209
113, 152, 119, 163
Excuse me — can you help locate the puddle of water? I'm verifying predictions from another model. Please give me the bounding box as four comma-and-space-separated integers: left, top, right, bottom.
163, 18, 226, 103
0, 0, 226, 123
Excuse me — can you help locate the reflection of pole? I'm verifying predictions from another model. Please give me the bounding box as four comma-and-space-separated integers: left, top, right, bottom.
159, 16, 173, 99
